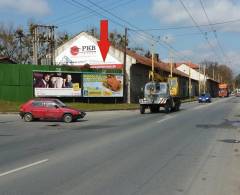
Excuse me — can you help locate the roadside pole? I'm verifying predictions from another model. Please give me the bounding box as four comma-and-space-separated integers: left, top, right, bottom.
151, 38, 154, 81
198, 64, 201, 96
188, 64, 191, 100
169, 50, 173, 78
204, 65, 206, 93
123, 27, 128, 103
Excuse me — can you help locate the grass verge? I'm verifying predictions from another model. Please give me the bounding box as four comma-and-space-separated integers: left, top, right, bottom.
0, 97, 198, 113
0, 100, 139, 113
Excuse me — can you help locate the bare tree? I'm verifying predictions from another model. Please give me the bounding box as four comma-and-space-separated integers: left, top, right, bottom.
0, 23, 33, 64
200, 60, 233, 83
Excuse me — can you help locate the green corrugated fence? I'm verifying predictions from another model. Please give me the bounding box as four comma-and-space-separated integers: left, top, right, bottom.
0, 63, 123, 101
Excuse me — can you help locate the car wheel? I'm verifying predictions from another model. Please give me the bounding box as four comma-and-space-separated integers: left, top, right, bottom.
140, 105, 145, 114
24, 113, 33, 122
164, 102, 171, 114
63, 114, 73, 123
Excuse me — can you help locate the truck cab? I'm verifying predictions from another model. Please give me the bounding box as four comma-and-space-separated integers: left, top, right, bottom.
139, 81, 181, 114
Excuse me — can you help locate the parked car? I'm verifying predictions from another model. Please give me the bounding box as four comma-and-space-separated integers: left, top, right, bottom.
198, 93, 211, 103
19, 98, 86, 123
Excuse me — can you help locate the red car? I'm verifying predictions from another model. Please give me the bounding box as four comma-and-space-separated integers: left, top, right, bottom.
19, 98, 86, 123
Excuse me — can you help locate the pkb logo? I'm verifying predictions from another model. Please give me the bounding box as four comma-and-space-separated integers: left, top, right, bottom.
70, 45, 96, 56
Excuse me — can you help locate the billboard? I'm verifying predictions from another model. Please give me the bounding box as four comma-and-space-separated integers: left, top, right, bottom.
83, 74, 123, 97
33, 71, 82, 97
55, 33, 123, 69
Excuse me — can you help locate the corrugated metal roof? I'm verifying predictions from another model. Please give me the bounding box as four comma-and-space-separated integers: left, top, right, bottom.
124, 49, 189, 78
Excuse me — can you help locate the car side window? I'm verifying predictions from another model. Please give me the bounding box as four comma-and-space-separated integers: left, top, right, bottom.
45, 101, 57, 108
32, 101, 43, 107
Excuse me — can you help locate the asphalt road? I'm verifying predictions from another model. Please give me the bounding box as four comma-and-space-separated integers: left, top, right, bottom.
0, 97, 240, 195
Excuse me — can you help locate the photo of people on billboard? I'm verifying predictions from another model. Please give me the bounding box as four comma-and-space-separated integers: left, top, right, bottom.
33, 71, 82, 97
83, 74, 123, 97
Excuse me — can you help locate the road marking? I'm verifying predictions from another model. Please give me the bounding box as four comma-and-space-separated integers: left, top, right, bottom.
0, 159, 49, 177
156, 116, 174, 123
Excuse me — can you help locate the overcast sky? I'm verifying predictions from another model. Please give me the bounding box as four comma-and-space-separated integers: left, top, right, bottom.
0, 0, 239, 74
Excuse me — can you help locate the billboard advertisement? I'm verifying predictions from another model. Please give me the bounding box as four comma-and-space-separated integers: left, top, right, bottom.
83, 74, 123, 97
33, 71, 82, 97
55, 33, 123, 69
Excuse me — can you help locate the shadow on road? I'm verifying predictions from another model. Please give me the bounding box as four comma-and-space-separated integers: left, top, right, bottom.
196, 119, 240, 129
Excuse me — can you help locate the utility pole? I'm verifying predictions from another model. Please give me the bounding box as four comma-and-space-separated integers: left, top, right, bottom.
151, 37, 155, 81
198, 64, 201, 95
213, 68, 215, 80
203, 65, 206, 93
31, 24, 57, 65
123, 27, 128, 103
169, 50, 173, 78
32, 25, 38, 65
188, 63, 191, 99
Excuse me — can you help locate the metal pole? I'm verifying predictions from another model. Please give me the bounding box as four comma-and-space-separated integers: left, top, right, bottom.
151, 38, 154, 81
170, 50, 173, 78
204, 65, 206, 93
189, 64, 191, 99
213, 68, 215, 80
123, 27, 128, 103
33, 26, 38, 65
198, 64, 201, 95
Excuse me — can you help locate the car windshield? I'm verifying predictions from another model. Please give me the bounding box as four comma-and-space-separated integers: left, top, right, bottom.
54, 99, 66, 107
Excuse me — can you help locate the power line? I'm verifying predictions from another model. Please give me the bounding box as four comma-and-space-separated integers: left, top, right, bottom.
129, 18, 240, 31
64, 0, 194, 63
63, 0, 126, 27
49, 0, 107, 24
58, 0, 137, 27
178, 0, 223, 63
199, 0, 230, 64
86, 0, 193, 62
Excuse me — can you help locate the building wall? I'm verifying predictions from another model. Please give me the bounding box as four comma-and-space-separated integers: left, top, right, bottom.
206, 80, 219, 97
129, 64, 196, 103
177, 64, 205, 81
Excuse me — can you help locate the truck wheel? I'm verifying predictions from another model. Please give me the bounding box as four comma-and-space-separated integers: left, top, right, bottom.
24, 113, 33, 122
150, 106, 154, 113
140, 105, 145, 114
175, 105, 180, 111
63, 114, 73, 123
164, 102, 171, 114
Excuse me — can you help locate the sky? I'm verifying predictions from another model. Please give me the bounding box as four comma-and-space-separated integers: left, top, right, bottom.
0, 0, 240, 75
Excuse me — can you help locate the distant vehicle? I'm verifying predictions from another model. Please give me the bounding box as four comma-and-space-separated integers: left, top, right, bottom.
198, 93, 211, 103
19, 98, 86, 123
236, 89, 240, 97
218, 83, 229, 97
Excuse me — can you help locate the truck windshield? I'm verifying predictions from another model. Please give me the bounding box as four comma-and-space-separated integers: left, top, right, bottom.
145, 83, 167, 94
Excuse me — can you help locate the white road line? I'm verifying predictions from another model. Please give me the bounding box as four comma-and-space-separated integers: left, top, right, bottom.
156, 116, 174, 123
0, 159, 49, 177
